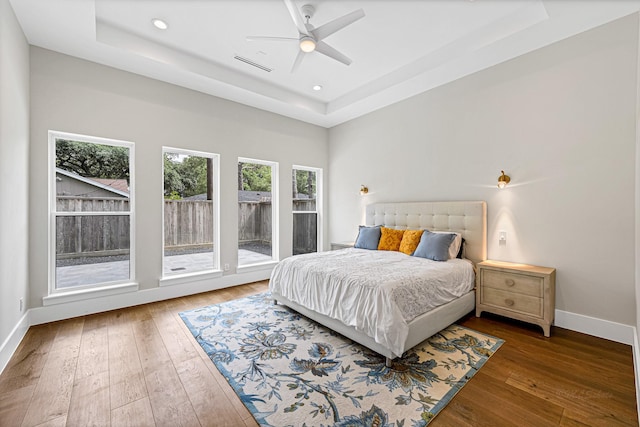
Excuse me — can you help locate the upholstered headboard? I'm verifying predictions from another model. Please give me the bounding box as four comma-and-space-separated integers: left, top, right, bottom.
365, 201, 487, 264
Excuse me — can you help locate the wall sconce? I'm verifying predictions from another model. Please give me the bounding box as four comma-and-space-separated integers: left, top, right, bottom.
497, 171, 510, 189
360, 185, 369, 195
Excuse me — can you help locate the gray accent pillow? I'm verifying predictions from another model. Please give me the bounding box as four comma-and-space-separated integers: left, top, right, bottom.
354, 226, 381, 250
413, 230, 456, 261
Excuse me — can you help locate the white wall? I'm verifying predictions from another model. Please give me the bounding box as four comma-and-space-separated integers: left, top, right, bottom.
29, 47, 328, 309
329, 15, 638, 326
0, 0, 30, 356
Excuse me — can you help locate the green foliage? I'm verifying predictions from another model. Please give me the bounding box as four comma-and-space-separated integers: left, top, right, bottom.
56, 139, 129, 181
239, 162, 272, 192
163, 153, 211, 199
294, 169, 316, 197
163, 153, 184, 197
165, 191, 182, 200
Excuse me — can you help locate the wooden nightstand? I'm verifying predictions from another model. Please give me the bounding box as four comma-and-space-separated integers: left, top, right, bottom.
330, 241, 354, 250
476, 260, 556, 337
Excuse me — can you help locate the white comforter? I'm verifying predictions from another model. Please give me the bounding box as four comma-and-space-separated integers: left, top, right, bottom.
269, 248, 475, 358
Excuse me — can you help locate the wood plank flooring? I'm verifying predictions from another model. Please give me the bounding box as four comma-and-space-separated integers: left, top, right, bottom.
0, 281, 637, 426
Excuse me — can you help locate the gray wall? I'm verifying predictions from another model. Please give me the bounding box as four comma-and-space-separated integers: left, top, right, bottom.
329, 15, 638, 326
29, 47, 328, 307
4, 5, 640, 351
0, 0, 29, 350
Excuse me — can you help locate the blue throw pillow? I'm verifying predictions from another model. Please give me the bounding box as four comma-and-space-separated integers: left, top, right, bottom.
413, 230, 456, 261
354, 226, 381, 250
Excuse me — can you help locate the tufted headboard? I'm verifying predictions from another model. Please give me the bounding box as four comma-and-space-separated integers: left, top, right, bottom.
365, 201, 487, 264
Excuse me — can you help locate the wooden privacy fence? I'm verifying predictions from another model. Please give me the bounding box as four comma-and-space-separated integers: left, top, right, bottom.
238, 201, 271, 244
292, 199, 317, 254
293, 212, 317, 255
55, 215, 130, 257
164, 200, 214, 248
56, 197, 130, 257
56, 197, 317, 256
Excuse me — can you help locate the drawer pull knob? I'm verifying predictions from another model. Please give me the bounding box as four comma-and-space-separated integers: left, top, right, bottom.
505, 279, 515, 287
505, 299, 515, 306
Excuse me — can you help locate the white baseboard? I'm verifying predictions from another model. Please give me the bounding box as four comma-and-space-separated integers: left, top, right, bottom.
0, 269, 271, 375
0, 311, 30, 374
30, 269, 271, 326
555, 309, 635, 345
633, 329, 640, 419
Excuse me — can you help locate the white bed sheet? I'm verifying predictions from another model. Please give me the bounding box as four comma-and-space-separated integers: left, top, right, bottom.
269, 248, 475, 358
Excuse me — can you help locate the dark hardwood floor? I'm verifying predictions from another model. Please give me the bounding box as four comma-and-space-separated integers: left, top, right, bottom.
0, 281, 637, 426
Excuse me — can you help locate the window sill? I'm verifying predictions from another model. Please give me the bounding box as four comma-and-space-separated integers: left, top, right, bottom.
43, 282, 139, 306
236, 260, 278, 274
159, 269, 223, 287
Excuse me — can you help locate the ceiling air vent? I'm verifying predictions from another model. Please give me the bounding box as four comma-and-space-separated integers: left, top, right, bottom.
234, 55, 272, 73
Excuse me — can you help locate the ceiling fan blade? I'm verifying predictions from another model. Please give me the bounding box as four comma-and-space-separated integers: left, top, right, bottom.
283, 0, 309, 36
246, 36, 298, 42
291, 49, 305, 73
311, 9, 365, 41
315, 41, 352, 66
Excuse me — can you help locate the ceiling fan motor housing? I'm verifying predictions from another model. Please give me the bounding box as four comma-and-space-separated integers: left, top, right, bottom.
301, 4, 315, 20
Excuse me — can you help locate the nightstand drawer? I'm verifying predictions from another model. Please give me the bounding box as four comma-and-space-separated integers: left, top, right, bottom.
481, 269, 543, 297
481, 288, 543, 318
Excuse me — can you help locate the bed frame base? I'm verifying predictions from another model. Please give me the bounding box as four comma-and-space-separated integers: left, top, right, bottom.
272, 290, 475, 360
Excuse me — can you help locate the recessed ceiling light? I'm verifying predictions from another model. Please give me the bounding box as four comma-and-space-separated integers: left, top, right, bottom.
151, 18, 168, 30
313, 85, 322, 91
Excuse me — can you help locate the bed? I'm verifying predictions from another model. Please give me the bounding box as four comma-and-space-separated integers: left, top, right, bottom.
270, 201, 487, 365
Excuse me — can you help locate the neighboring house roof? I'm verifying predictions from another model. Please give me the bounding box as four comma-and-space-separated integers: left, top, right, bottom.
238, 190, 271, 202
182, 191, 271, 202
293, 194, 312, 199
182, 193, 208, 201
182, 190, 271, 202
55, 167, 129, 198
91, 177, 129, 194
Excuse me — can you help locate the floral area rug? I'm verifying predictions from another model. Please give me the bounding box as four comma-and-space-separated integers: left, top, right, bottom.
179, 293, 504, 427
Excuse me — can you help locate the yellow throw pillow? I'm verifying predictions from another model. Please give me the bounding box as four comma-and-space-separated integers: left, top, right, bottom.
399, 229, 424, 255
378, 227, 405, 251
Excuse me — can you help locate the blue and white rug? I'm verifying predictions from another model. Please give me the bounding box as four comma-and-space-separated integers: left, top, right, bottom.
179, 293, 503, 426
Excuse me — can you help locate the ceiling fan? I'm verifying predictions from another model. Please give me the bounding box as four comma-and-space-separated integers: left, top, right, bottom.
247, 0, 365, 72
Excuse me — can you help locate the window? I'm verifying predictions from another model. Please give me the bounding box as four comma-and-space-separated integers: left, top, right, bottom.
162, 148, 219, 277
292, 166, 322, 255
238, 158, 278, 267
50, 131, 134, 292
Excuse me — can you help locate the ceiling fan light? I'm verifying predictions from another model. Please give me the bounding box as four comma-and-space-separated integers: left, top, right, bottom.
299, 36, 316, 52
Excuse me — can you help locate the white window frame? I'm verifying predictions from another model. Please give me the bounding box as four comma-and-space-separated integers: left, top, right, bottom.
160, 147, 221, 286
46, 131, 136, 305
237, 157, 279, 271
292, 165, 322, 253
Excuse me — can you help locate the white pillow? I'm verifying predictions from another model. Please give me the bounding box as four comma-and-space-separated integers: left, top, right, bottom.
430, 230, 462, 259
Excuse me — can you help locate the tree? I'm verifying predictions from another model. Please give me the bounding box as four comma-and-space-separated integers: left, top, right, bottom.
56, 139, 129, 181
239, 163, 271, 192
294, 169, 315, 198
179, 155, 207, 197
163, 153, 184, 197
292, 170, 298, 198
163, 153, 210, 199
